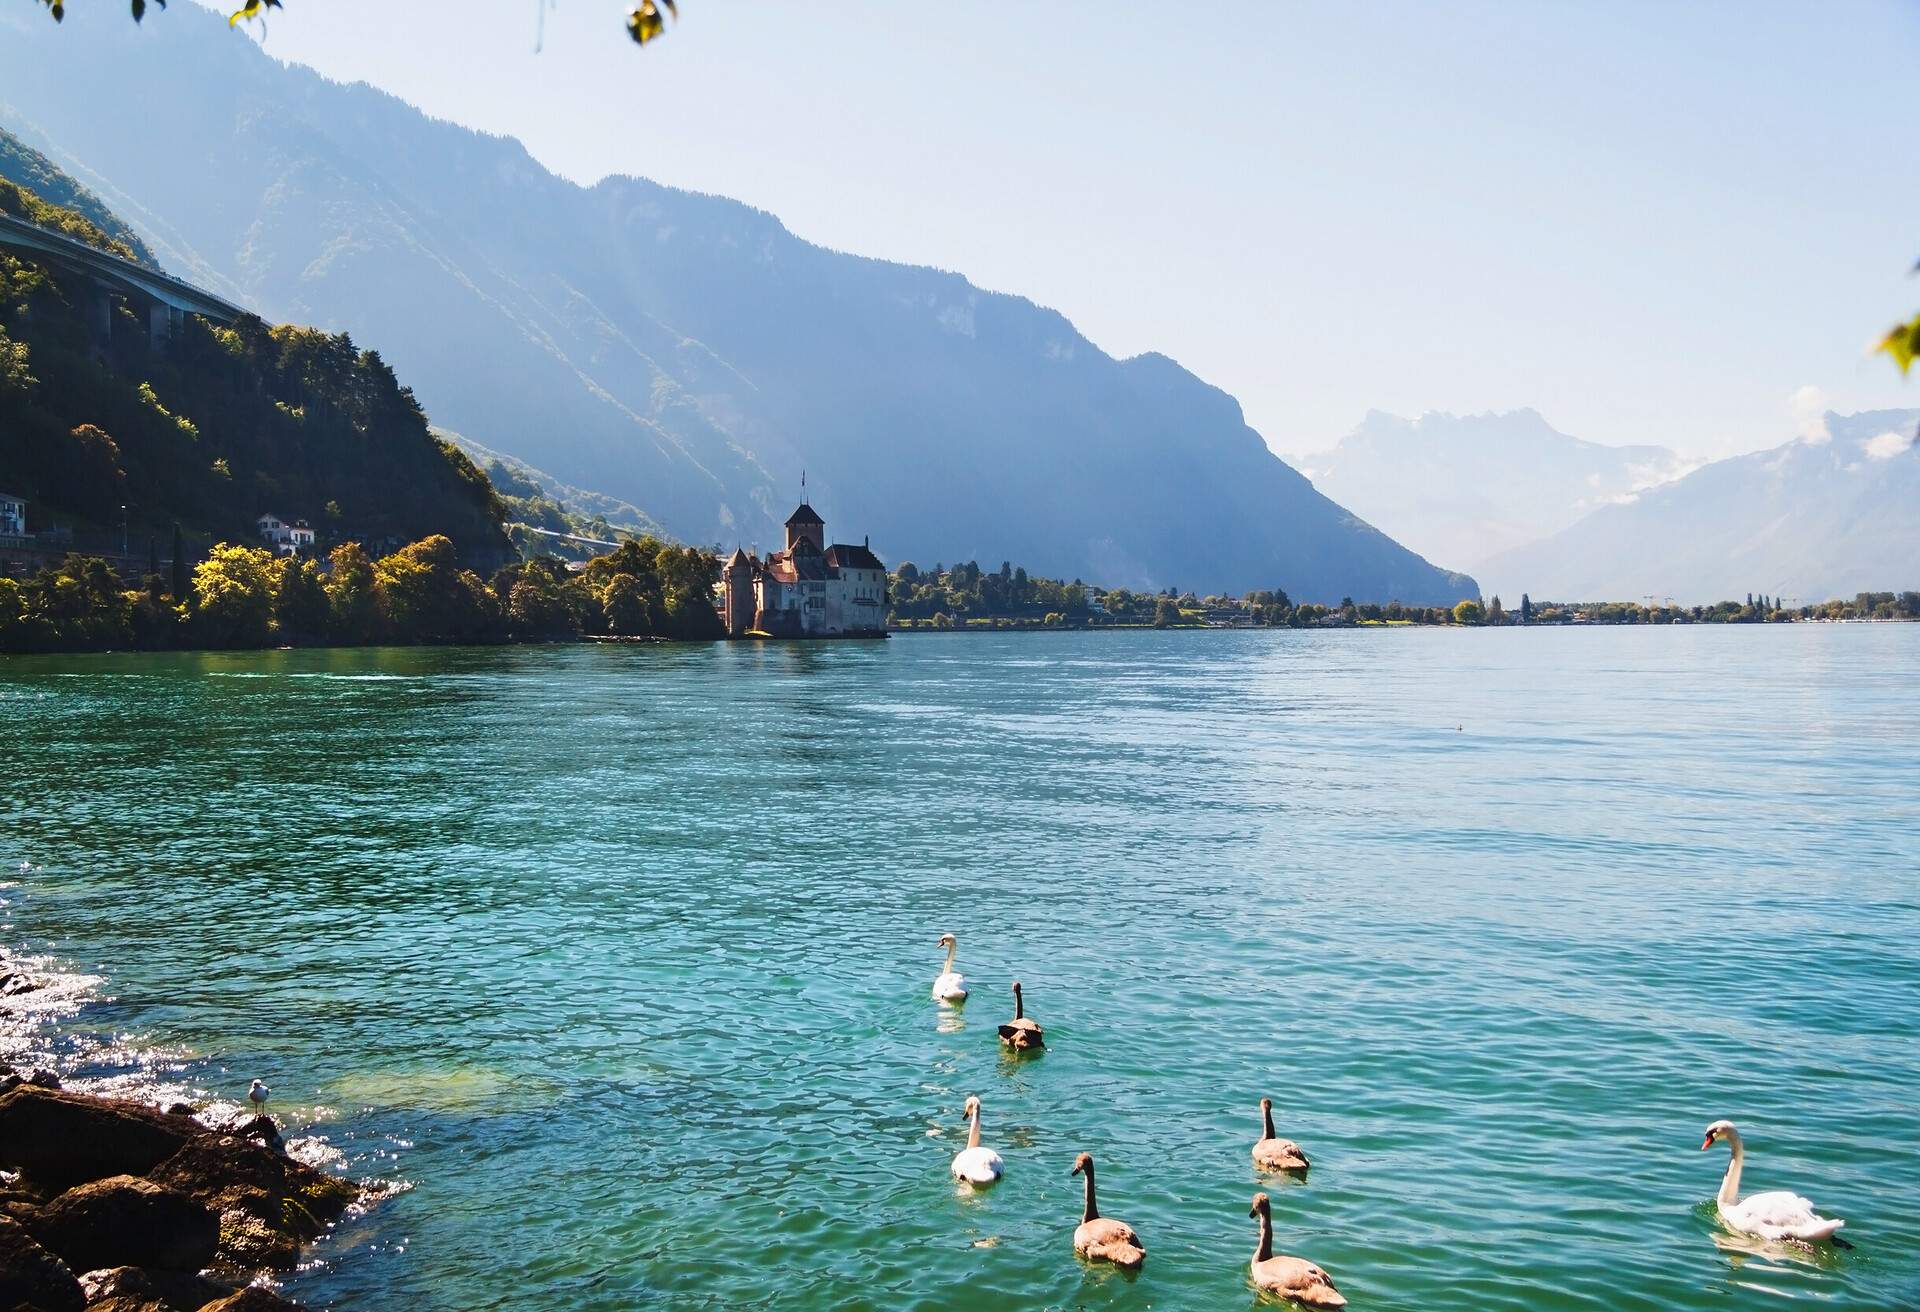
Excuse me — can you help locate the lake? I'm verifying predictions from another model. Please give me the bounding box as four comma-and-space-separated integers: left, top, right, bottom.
4, 626, 1917, 1311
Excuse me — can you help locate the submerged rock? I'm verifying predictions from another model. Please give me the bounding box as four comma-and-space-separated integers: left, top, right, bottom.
147, 1136, 356, 1272
27, 1175, 218, 1274
197, 1287, 305, 1312
0, 1087, 197, 1192
28, 1068, 63, 1089
0, 1214, 84, 1312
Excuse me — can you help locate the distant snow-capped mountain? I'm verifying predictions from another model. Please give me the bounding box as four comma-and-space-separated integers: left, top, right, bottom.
1294, 409, 1698, 570
1475, 409, 1920, 604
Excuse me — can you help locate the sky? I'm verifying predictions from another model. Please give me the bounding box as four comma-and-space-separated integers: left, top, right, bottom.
210, 0, 1920, 461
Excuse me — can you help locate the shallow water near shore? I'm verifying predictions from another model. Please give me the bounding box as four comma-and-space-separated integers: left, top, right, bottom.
4, 626, 1919, 1311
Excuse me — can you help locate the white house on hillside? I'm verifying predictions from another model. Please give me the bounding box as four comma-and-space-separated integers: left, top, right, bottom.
0, 493, 24, 538
257, 513, 316, 555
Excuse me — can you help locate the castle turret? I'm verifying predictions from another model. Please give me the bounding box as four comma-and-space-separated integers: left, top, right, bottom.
785, 502, 824, 554
722, 547, 755, 637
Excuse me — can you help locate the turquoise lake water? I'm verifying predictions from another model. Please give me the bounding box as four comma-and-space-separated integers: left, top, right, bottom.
3, 627, 1918, 1311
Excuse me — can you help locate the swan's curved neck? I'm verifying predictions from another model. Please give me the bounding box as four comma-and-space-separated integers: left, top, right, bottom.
1080, 1165, 1099, 1222
966, 1105, 981, 1151
1261, 1104, 1276, 1140
1718, 1129, 1745, 1207
1014, 989, 1024, 1020
943, 942, 957, 973
1254, 1208, 1273, 1264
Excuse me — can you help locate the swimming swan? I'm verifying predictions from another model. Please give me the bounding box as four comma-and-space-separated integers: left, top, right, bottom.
1252, 1097, 1310, 1173
1248, 1192, 1345, 1306
997, 980, 1044, 1051
932, 933, 968, 1002
1702, 1120, 1844, 1243
1070, 1153, 1144, 1268
951, 1095, 1004, 1184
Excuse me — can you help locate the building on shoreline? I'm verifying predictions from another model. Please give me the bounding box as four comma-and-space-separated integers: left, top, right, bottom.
719, 503, 888, 638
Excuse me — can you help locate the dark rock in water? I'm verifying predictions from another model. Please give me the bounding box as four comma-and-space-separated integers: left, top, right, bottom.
146, 1137, 355, 1272
233, 1116, 283, 1153
0, 1214, 85, 1312
0, 1087, 199, 1192
0, 1067, 19, 1094
79, 1263, 233, 1312
1, 972, 45, 996
26, 1175, 218, 1274
28, 1068, 62, 1089
197, 1287, 306, 1312
165, 1103, 200, 1118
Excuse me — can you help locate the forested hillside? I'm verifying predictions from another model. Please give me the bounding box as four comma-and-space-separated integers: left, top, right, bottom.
0, 172, 511, 566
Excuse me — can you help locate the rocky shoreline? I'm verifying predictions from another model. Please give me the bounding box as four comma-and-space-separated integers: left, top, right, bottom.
0, 1073, 366, 1312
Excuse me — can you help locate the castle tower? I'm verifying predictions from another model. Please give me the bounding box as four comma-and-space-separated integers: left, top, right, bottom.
722, 547, 755, 637
785, 502, 824, 554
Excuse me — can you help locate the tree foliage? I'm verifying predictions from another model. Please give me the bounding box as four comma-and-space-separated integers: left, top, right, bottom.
39, 0, 682, 47
0, 532, 725, 653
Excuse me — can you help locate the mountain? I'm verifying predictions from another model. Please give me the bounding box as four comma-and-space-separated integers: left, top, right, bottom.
1294, 409, 1698, 569
1475, 410, 1920, 604
0, 4, 1475, 605
0, 127, 158, 269
0, 150, 510, 565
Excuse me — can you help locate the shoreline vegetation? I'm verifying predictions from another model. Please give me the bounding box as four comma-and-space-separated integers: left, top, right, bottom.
2, 544, 1916, 656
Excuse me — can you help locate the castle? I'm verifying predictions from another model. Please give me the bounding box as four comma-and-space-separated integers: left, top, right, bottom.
720, 502, 888, 638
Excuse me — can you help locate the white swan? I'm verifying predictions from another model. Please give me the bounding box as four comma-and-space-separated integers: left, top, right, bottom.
931, 932, 968, 1002
950, 1095, 1003, 1184
1702, 1120, 1844, 1243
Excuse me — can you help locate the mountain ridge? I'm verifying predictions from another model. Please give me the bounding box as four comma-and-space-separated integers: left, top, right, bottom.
1475, 409, 1920, 604
0, 3, 1476, 605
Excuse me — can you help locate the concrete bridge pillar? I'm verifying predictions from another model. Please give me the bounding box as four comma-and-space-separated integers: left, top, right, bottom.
88, 285, 114, 346
148, 301, 183, 348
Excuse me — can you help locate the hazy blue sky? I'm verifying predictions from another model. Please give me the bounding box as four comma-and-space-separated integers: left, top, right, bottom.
215, 1, 1920, 460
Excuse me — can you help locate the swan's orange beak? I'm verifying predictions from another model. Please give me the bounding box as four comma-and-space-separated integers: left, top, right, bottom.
1700, 1134, 1714, 1151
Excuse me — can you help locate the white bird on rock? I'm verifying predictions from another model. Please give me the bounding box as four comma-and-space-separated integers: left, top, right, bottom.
248, 1079, 270, 1114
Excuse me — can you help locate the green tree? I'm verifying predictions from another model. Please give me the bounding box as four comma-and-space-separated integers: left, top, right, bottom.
1486, 595, 1505, 625
1520, 593, 1532, 624
508, 564, 581, 638
274, 555, 331, 643
1153, 596, 1180, 628
599, 573, 653, 636
191, 543, 277, 647
325, 542, 379, 642
1452, 598, 1484, 625
375, 535, 497, 642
